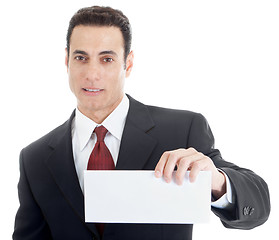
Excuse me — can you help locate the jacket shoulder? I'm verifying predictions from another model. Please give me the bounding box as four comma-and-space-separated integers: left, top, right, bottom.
21, 111, 74, 160
146, 104, 204, 125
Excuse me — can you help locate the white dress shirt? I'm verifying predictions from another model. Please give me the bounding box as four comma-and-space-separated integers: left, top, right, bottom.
71, 95, 129, 192
71, 95, 233, 208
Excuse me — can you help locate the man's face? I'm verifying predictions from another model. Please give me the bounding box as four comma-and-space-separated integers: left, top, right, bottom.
66, 25, 133, 122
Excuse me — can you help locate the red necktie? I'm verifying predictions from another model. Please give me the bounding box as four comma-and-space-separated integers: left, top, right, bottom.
87, 125, 115, 237
87, 125, 115, 170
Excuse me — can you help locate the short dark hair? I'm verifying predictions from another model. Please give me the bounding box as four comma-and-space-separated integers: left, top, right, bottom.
66, 6, 132, 60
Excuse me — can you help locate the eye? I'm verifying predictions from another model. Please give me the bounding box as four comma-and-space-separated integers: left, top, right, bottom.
103, 57, 113, 63
74, 55, 87, 62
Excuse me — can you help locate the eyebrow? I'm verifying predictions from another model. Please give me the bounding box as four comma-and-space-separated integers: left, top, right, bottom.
99, 50, 118, 57
72, 49, 118, 57
73, 50, 88, 56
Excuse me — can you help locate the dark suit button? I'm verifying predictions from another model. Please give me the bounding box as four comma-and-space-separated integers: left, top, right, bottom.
249, 207, 255, 215
243, 207, 248, 216
243, 206, 254, 216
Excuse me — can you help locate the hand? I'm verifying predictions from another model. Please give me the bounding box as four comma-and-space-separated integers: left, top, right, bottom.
154, 148, 226, 199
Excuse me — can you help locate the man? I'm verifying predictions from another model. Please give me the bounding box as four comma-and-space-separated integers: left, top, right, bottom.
13, 6, 270, 240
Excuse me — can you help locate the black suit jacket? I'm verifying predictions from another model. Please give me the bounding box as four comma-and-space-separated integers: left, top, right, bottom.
13, 95, 270, 240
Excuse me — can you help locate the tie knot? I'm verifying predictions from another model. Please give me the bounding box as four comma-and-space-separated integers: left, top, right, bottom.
94, 126, 108, 142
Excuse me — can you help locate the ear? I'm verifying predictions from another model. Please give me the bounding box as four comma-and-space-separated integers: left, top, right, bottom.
65, 48, 69, 71
125, 51, 134, 78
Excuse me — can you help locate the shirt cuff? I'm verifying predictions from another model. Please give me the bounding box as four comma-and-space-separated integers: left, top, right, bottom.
211, 169, 234, 209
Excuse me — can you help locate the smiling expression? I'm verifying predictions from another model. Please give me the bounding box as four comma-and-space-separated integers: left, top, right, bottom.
66, 25, 133, 123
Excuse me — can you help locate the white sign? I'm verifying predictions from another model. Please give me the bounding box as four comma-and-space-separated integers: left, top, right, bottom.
84, 170, 211, 224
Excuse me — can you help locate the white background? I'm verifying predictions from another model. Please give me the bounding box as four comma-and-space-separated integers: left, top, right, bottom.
1, 0, 278, 239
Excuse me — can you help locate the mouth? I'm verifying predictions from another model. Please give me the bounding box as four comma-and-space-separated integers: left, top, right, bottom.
83, 88, 102, 92
82, 88, 104, 94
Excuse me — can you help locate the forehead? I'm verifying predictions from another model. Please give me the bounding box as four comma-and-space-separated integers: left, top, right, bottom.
70, 25, 124, 54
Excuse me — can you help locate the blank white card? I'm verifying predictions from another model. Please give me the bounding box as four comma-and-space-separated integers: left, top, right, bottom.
84, 170, 211, 224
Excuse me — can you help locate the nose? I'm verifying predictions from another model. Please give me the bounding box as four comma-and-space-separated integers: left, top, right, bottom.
85, 61, 101, 82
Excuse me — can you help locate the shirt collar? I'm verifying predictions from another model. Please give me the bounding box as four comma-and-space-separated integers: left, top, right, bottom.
74, 95, 130, 151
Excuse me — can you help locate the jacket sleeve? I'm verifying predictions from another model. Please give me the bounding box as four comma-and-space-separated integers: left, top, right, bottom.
13, 149, 52, 240
187, 113, 270, 229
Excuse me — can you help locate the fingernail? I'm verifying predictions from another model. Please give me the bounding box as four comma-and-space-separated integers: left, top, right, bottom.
164, 177, 170, 183
155, 171, 161, 177
177, 180, 183, 186
190, 177, 195, 183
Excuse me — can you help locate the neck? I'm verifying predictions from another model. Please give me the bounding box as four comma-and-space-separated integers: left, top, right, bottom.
78, 96, 124, 124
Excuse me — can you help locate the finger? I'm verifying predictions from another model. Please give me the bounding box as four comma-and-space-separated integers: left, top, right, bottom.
175, 152, 204, 185
154, 151, 170, 178
189, 156, 211, 183
155, 148, 197, 181
163, 150, 186, 182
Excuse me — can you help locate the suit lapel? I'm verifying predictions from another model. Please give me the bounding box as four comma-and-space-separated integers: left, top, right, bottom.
43, 96, 157, 236
45, 111, 98, 235
116, 96, 157, 170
